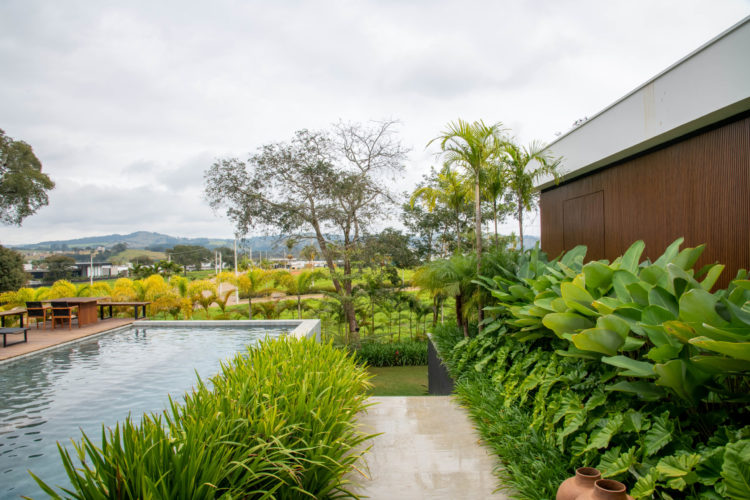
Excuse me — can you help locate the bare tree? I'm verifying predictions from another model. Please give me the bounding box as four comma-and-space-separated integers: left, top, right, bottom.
204, 120, 407, 344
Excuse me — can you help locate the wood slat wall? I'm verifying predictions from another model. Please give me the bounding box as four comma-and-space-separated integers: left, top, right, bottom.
540, 114, 750, 287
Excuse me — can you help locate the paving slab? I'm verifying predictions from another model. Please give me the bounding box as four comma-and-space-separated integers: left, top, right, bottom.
350, 396, 508, 499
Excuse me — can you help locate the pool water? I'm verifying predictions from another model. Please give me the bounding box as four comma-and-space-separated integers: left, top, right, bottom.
0, 325, 286, 499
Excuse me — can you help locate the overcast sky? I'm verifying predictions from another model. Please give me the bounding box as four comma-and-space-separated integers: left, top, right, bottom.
1, 0, 748, 246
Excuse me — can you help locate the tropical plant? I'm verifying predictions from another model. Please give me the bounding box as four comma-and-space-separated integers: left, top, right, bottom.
418, 254, 477, 337
273, 270, 323, 318
429, 119, 505, 331
501, 139, 560, 248
235, 268, 270, 318
33, 337, 374, 498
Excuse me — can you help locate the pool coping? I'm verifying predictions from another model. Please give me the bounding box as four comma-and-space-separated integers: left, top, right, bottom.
0, 319, 321, 367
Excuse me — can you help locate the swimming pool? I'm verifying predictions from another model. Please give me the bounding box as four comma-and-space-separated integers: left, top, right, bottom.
0, 321, 317, 498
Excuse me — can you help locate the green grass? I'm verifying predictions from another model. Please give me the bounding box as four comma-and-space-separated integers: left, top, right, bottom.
367, 365, 428, 396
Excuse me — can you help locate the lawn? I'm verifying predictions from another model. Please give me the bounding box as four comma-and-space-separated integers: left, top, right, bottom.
367, 365, 428, 396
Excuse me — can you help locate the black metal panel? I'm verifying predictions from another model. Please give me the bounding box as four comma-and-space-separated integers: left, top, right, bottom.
428, 339, 454, 395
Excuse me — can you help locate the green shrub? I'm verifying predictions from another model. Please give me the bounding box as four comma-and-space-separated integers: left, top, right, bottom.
438, 239, 750, 499
33, 338, 374, 499
352, 340, 428, 366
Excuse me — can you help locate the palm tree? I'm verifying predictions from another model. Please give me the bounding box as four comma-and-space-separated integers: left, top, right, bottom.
410, 164, 472, 253
274, 270, 322, 318
235, 268, 270, 318
429, 119, 504, 331
502, 140, 560, 249
300, 244, 318, 269
481, 160, 510, 249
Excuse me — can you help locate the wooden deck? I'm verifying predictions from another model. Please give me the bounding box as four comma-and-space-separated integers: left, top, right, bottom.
0, 318, 136, 361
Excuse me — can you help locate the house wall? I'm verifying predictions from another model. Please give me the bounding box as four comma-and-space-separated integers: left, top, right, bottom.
540, 113, 750, 287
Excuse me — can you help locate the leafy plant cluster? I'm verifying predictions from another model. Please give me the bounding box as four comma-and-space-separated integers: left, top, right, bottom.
351, 340, 428, 367
435, 239, 750, 499
34, 337, 374, 499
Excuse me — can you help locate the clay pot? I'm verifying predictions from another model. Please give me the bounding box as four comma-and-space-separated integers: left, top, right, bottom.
575, 479, 634, 500
556, 467, 601, 500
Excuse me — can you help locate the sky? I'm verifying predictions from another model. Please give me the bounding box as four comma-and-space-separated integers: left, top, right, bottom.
1, 0, 748, 246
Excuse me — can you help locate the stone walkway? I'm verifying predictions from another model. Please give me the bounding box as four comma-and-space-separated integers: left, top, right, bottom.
349, 396, 508, 499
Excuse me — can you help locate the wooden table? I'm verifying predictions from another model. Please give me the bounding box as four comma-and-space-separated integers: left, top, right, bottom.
0, 308, 26, 328
98, 301, 150, 320
45, 297, 103, 328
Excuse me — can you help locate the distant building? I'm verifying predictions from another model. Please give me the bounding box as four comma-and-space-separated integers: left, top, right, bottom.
537, 16, 750, 286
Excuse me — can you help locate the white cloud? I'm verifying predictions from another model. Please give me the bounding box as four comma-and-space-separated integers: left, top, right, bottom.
0, 0, 748, 245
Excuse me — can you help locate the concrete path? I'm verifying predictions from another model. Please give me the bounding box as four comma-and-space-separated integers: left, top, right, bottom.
350, 396, 508, 499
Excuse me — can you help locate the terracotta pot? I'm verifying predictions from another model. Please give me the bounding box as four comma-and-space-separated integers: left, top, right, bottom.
556, 467, 601, 500
575, 479, 634, 500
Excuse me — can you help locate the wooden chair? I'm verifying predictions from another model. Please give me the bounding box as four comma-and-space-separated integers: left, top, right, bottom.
26, 301, 47, 329
50, 301, 76, 330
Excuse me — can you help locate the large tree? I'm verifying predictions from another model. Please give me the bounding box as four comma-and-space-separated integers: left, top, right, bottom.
429, 119, 505, 331
502, 140, 560, 248
43, 255, 76, 283
204, 120, 407, 344
0, 245, 26, 291
0, 129, 55, 225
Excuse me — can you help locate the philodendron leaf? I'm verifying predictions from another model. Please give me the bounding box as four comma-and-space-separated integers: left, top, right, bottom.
555, 347, 601, 360
620, 240, 645, 274
585, 414, 624, 451
583, 261, 614, 291
721, 440, 750, 499
654, 359, 711, 403
542, 313, 594, 339
606, 381, 666, 401
656, 452, 702, 478
602, 355, 656, 378
597, 445, 637, 479
560, 244, 588, 269
572, 328, 624, 356
622, 410, 650, 433
678, 288, 729, 327
689, 337, 750, 362
561, 282, 598, 316
631, 472, 658, 499
644, 412, 675, 456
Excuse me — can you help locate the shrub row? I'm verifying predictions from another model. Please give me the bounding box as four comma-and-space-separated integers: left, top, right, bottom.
435, 239, 750, 499
351, 340, 428, 366
34, 337, 374, 499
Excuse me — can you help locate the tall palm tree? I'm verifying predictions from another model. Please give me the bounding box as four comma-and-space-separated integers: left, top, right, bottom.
480, 160, 510, 249
235, 268, 270, 318
429, 119, 505, 331
410, 164, 472, 253
502, 140, 560, 249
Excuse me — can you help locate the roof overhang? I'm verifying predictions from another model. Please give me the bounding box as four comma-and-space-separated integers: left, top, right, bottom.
536, 16, 750, 190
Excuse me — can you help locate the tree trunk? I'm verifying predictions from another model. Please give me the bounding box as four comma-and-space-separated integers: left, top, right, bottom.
518, 189, 524, 251
493, 199, 498, 250
432, 296, 438, 326
248, 297, 253, 319
475, 178, 483, 333
455, 293, 468, 338
297, 295, 301, 319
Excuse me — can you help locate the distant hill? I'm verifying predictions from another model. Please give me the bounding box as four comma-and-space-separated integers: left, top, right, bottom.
13, 231, 299, 255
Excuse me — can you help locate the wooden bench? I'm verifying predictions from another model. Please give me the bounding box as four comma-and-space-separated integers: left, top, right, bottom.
98, 302, 150, 320
0, 327, 28, 347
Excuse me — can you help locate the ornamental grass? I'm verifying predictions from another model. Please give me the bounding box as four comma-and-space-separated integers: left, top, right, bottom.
33, 337, 374, 499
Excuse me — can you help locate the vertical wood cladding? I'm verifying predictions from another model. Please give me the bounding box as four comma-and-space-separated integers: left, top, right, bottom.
540, 115, 750, 288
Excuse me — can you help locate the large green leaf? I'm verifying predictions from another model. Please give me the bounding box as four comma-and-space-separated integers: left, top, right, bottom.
597, 445, 637, 479
621, 410, 650, 433
592, 296, 624, 314
627, 282, 651, 306
542, 313, 594, 339
672, 244, 705, 271
723, 299, 750, 327
572, 328, 625, 356
555, 346, 601, 360
612, 270, 639, 303
561, 282, 598, 316
585, 414, 624, 452
654, 359, 711, 403
596, 314, 630, 338
690, 355, 750, 373
678, 288, 729, 327
583, 261, 614, 291
644, 413, 675, 456
606, 381, 666, 401
654, 237, 684, 268
648, 285, 679, 317
640, 264, 668, 287
631, 472, 658, 499
560, 245, 588, 269
602, 355, 656, 377
663, 320, 699, 343
667, 263, 699, 297
641, 305, 677, 325
656, 452, 702, 478
700, 264, 725, 292
620, 240, 645, 274
689, 337, 750, 362
721, 440, 750, 499
647, 343, 683, 363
